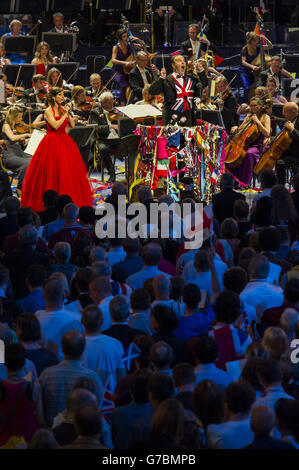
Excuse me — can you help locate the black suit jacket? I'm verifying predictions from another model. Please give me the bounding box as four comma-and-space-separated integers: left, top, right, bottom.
89, 106, 110, 139
128, 66, 154, 103
47, 27, 69, 33
212, 189, 245, 225
256, 69, 283, 88
221, 92, 238, 132
149, 71, 208, 126
281, 115, 299, 160
21, 88, 38, 105
179, 38, 216, 58
103, 324, 145, 350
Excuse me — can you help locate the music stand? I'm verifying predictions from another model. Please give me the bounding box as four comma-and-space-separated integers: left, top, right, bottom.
284, 55, 299, 74
0, 1, 14, 13
4, 36, 36, 55
51, 0, 84, 10
15, 0, 49, 12
3, 64, 35, 88
42, 32, 75, 57
118, 117, 136, 138
23, 110, 44, 124
282, 78, 296, 100
46, 62, 80, 82
69, 124, 96, 149
196, 109, 225, 128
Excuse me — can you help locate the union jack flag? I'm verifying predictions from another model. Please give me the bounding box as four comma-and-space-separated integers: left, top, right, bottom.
101, 380, 115, 424
171, 74, 194, 113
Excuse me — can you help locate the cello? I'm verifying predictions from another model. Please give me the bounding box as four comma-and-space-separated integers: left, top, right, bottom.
225, 117, 260, 168
254, 127, 293, 174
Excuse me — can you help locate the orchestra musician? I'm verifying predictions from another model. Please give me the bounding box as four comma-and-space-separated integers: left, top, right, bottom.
135, 84, 163, 108
89, 91, 121, 183
111, 29, 144, 106
31, 41, 58, 77
85, 73, 106, 99
47, 67, 63, 89
1, 19, 26, 65
48, 12, 68, 33
276, 102, 299, 185
240, 31, 273, 102
266, 76, 287, 104
21, 74, 47, 108
196, 85, 217, 110
149, 54, 208, 126
256, 55, 293, 88
1, 106, 32, 196
128, 51, 159, 104
0, 43, 11, 71
229, 96, 271, 187
180, 23, 213, 64
70, 85, 89, 122
214, 75, 238, 133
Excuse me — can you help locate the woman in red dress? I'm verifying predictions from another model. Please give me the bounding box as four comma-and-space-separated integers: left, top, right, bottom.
31, 41, 57, 77
21, 87, 93, 211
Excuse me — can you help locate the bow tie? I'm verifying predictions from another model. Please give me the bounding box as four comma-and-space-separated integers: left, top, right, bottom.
176, 74, 184, 79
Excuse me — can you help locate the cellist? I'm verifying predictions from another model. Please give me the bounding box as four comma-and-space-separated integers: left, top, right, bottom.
229, 97, 271, 187
276, 102, 299, 185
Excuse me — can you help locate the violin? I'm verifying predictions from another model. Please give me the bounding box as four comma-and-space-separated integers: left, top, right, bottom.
79, 96, 94, 112
15, 120, 40, 134
108, 109, 121, 123
5, 83, 25, 98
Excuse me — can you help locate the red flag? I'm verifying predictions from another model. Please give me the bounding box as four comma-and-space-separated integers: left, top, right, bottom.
214, 54, 224, 67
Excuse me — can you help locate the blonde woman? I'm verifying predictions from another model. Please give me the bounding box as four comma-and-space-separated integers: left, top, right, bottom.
32, 41, 57, 77
2, 107, 31, 194
1, 20, 26, 64
46, 67, 63, 89
71, 85, 89, 121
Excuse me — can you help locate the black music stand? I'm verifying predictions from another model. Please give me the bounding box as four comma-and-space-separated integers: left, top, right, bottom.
0, 1, 14, 13
284, 55, 299, 74
118, 117, 136, 138
41, 32, 75, 57
4, 36, 36, 55
3, 64, 35, 89
96, 0, 127, 9
15, 0, 49, 12
46, 62, 80, 82
23, 110, 44, 124
196, 109, 225, 128
281, 78, 295, 99
69, 124, 96, 149
51, 0, 84, 11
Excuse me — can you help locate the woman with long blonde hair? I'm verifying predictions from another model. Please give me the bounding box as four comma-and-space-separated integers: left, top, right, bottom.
32, 42, 57, 77
2, 107, 31, 194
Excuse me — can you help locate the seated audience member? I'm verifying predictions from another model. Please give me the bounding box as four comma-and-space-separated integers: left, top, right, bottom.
52, 388, 98, 446
279, 308, 299, 341
49, 203, 93, 249
240, 255, 284, 320
207, 382, 255, 449
0, 264, 21, 324
193, 336, 233, 389
16, 314, 58, 376
3, 225, 51, 300
42, 195, 72, 242
150, 306, 186, 364
209, 290, 252, 370
233, 199, 252, 247
28, 429, 59, 449
61, 405, 106, 449
128, 288, 152, 335
0, 344, 43, 446
149, 341, 174, 376
38, 190, 59, 226
223, 267, 257, 328
262, 279, 299, 327
259, 227, 292, 274
111, 369, 153, 449
17, 264, 46, 313
173, 363, 195, 412
193, 380, 225, 437
174, 284, 215, 341
51, 242, 78, 283
245, 406, 294, 449
130, 372, 174, 447
81, 304, 125, 388
0, 196, 20, 248
39, 330, 104, 426
112, 237, 143, 283
103, 295, 145, 350
212, 173, 245, 225
35, 279, 84, 356
89, 276, 114, 331
127, 243, 170, 290
275, 398, 299, 449
252, 169, 278, 207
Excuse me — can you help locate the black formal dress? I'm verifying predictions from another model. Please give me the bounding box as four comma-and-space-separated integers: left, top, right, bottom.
128, 66, 154, 104
149, 70, 208, 126
1, 132, 31, 190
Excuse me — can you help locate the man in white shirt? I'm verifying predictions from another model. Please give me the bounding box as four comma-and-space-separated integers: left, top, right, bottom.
35, 279, 84, 359
241, 254, 284, 320
128, 51, 158, 104
49, 12, 68, 34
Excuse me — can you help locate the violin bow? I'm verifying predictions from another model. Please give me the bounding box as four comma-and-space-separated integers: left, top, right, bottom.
13, 65, 22, 100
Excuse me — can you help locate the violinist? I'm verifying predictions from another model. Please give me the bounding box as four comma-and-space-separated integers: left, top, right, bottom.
0, 43, 11, 71
214, 75, 238, 133
21, 74, 47, 108
47, 68, 63, 89
111, 29, 144, 106
70, 85, 89, 122
240, 31, 273, 102
89, 91, 120, 182
31, 41, 58, 77
256, 56, 293, 88
229, 97, 271, 187
85, 74, 107, 100
128, 51, 158, 104
196, 85, 217, 111
266, 76, 287, 105
1, 106, 31, 196
135, 84, 163, 109
276, 102, 299, 185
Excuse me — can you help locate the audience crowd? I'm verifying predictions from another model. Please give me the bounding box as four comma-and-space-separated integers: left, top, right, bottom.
0, 172, 299, 449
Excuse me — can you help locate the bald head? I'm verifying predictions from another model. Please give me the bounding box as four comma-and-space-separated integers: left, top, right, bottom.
62, 330, 85, 360
63, 203, 79, 224
153, 274, 171, 300
150, 341, 174, 370
250, 406, 275, 436
283, 102, 298, 121
280, 308, 299, 339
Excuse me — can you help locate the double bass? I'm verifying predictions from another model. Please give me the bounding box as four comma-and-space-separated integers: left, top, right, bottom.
225, 117, 260, 168
254, 127, 293, 174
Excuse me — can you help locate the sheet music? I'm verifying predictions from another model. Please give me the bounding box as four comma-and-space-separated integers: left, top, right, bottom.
116, 104, 162, 119
0, 80, 5, 104
25, 129, 46, 156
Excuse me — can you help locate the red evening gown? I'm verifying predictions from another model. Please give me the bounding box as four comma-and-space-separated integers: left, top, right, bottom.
21, 108, 93, 211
